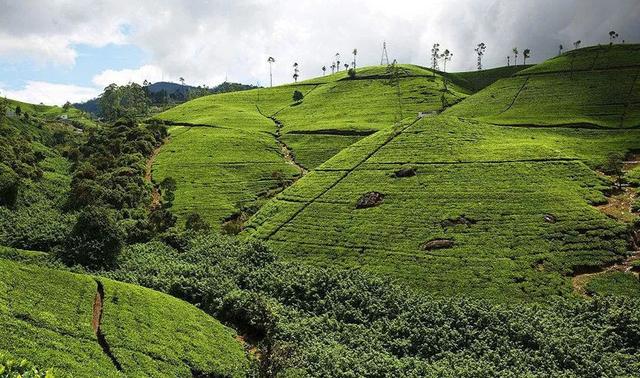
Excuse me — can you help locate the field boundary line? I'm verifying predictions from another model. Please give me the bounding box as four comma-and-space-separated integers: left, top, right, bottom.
499, 76, 529, 114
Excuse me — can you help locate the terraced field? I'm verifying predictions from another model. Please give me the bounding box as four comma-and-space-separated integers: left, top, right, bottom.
445, 44, 640, 127
153, 65, 469, 227
246, 114, 640, 301
0, 258, 249, 376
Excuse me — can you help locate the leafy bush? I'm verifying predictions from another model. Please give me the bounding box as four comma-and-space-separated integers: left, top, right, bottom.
347, 68, 356, 78
0, 164, 19, 207
61, 206, 123, 269
185, 212, 211, 232
0, 352, 53, 378
292, 90, 304, 102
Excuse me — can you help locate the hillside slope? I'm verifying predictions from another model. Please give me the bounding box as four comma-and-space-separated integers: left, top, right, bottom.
153, 64, 468, 228
246, 115, 640, 301
445, 44, 640, 127
0, 258, 249, 376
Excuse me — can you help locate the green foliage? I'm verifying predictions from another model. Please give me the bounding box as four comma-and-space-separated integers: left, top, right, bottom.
292, 90, 304, 102
0, 258, 249, 377
103, 234, 640, 377
185, 212, 211, 232
98, 83, 151, 121
62, 206, 123, 269
0, 352, 53, 378
347, 68, 356, 78
0, 164, 19, 207
585, 271, 640, 297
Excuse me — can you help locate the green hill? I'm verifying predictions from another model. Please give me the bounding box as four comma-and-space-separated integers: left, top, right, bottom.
445, 44, 640, 128
0, 258, 249, 376
153, 65, 470, 228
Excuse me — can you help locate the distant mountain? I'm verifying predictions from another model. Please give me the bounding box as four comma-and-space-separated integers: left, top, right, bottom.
73, 81, 259, 115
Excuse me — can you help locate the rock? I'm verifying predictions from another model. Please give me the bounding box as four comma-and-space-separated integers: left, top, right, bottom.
394, 167, 416, 178
543, 214, 557, 223
356, 192, 384, 209
422, 239, 454, 250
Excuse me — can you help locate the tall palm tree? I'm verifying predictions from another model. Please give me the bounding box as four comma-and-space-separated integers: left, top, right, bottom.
322, 66, 326, 76
352, 49, 358, 70
335, 53, 341, 71
573, 40, 581, 49
344, 63, 349, 71
523, 49, 531, 65
331, 62, 336, 74
267, 57, 275, 87
442, 49, 452, 72
293, 62, 299, 83
512, 48, 518, 65
179, 77, 185, 100
558, 44, 563, 55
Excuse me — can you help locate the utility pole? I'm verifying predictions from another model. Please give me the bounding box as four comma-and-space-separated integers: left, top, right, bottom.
380, 41, 389, 65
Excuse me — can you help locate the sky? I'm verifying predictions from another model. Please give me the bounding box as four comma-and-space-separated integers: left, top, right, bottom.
0, 0, 638, 105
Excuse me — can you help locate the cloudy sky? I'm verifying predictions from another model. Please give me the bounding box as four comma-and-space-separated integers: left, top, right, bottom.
0, 0, 638, 105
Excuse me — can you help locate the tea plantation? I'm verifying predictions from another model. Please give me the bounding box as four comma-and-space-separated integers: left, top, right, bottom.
0, 257, 249, 376
245, 44, 640, 301
153, 64, 471, 227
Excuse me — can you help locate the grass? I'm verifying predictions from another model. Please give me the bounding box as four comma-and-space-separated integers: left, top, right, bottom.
153, 65, 470, 227
246, 116, 640, 301
0, 258, 249, 376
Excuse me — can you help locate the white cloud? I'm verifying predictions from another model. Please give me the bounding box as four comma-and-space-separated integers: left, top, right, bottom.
1, 0, 639, 89
92, 64, 164, 88
0, 81, 100, 106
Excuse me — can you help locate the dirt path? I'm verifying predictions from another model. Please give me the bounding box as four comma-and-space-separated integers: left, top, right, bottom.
270, 116, 308, 176
572, 251, 640, 297
92, 280, 123, 371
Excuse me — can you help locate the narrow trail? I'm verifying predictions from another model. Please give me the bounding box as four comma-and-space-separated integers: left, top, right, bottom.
92, 280, 123, 371
270, 116, 308, 176
620, 69, 640, 127
499, 76, 529, 114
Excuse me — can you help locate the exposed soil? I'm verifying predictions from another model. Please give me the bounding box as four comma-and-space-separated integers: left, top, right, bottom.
92, 280, 123, 371
597, 187, 637, 222
440, 215, 476, 228
356, 192, 384, 209
422, 239, 455, 250
271, 117, 308, 176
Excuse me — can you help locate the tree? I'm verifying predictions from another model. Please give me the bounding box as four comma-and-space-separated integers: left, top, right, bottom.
179, 77, 186, 100
442, 49, 452, 72
512, 47, 519, 65
352, 48, 358, 70
431, 43, 441, 71
523, 48, 531, 65
602, 153, 625, 189
344, 63, 349, 71
322, 66, 326, 76
267, 57, 275, 87
14, 106, 21, 116
347, 68, 356, 79
475, 43, 486, 70
292, 62, 299, 83
335, 53, 340, 72
292, 90, 304, 102
573, 40, 581, 49
558, 44, 564, 55
609, 30, 619, 45
331, 63, 336, 74
507, 56, 510, 66
62, 206, 123, 269
62, 101, 72, 111
98, 83, 122, 121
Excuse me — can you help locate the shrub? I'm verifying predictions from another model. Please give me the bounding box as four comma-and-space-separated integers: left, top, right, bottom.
61, 206, 123, 269
185, 212, 211, 232
347, 68, 356, 78
0, 352, 53, 378
0, 164, 19, 208
292, 90, 304, 102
